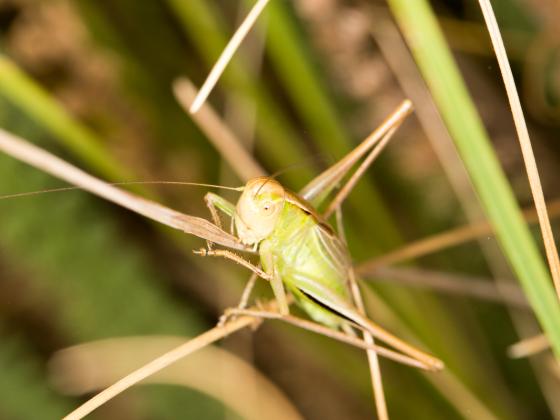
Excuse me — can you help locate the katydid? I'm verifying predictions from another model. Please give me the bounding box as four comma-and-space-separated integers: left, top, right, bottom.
196, 103, 443, 371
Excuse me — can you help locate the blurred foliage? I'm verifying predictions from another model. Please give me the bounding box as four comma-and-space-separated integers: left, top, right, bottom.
0, 0, 559, 419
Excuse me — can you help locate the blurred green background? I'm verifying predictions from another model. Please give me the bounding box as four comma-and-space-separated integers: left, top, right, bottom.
0, 0, 559, 419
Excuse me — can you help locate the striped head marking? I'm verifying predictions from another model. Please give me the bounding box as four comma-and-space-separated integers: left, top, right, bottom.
235, 177, 285, 245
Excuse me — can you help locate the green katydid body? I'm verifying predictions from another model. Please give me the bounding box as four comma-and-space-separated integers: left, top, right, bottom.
258, 188, 352, 329
228, 176, 442, 370
233, 177, 353, 328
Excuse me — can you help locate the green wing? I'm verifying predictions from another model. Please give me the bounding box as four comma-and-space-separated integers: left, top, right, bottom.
281, 221, 355, 327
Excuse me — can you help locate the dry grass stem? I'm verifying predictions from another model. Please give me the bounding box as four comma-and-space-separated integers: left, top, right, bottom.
508, 334, 550, 359
367, 266, 529, 307
62, 313, 264, 420
357, 198, 560, 273
189, 0, 271, 113
478, 0, 560, 301
174, 77, 266, 182
223, 0, 267, 149
0, 129, 250, 252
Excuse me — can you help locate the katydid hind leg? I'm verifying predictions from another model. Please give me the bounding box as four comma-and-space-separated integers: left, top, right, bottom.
300, 100, 412, 207
295, 280, 443, 370
347, 309, 443, 371
324, 126, 399, 219
222, 308, 429, 369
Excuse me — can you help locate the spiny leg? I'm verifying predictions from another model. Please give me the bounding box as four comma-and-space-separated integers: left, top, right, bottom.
300, 100, 412, 205
200, 248, 290, 322
204, 192, 237, 250
223, 308, 428, 370
212, 249, 290, 318
324, 125, 400, 219
237, 272, 259, 312
196, 248, 278, 326
194, 248, 271, 280
201, 194, 291, 320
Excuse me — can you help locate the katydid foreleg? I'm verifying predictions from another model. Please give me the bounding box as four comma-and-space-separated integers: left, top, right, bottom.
198, 247, 291, 316
203, 192, 266, 319
204, 192, 236, 233
203, 191, 292, 315
195, 248, 270, 280
202, 192, 292, 317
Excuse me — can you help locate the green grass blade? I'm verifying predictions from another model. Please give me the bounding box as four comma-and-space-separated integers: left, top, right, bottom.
0, 56, 131, 181
387, 0, 560, 356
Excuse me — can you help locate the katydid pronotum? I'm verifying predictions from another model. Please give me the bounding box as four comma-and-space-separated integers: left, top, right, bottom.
0, 99, 443, 419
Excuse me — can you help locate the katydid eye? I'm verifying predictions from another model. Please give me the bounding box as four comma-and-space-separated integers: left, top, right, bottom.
259, 200, 279, 215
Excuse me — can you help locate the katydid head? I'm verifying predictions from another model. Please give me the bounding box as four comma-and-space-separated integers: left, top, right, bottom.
235, 177, 285, 245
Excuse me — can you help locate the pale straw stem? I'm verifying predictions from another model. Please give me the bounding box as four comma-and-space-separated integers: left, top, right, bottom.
477, 0, 560, 301
189, 0, 271, 113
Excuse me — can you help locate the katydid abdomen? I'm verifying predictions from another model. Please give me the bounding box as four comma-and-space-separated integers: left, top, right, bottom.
259, 200, 353, 329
